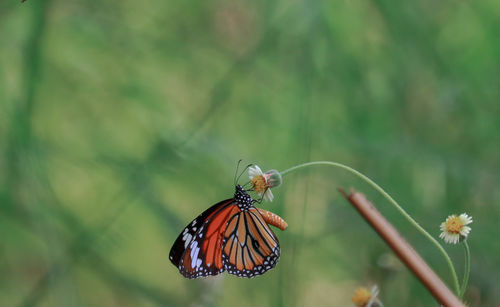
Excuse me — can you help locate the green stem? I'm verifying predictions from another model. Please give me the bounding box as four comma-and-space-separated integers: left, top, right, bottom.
280, 161, 460, 295
460, 240, 470, 298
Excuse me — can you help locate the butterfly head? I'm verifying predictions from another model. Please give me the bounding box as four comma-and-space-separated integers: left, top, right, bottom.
235, 185, 253, 209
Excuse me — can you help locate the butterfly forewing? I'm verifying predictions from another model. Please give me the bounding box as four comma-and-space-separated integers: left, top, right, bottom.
178, 203, 241, 278
169, 199, 233, 268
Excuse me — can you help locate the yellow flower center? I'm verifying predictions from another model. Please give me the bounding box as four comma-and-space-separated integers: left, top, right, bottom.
445, 216, 463, 233
352, 288, 371, 307
251, 175, 268, 193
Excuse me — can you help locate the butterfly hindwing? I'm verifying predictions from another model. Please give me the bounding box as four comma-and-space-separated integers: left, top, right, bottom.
222, 207, 280, 278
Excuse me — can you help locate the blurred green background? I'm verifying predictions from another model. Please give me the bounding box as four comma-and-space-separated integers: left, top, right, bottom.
1, 0, 499, 306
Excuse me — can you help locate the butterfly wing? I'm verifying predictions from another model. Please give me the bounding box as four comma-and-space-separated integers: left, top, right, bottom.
169, 199, 240, 278
170, 185, 283, 279
222, 206, 280, 278
169, 199, 231, 267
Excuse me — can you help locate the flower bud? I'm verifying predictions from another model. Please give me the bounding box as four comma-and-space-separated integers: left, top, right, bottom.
264, 169, 282, 188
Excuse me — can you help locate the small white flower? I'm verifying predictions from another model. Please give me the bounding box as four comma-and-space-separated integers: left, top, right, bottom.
366, 285, 380, 307
439, 213, 473, 244
248, 165, 274, 202
248, 165, 264, 180
352, 285, 382, 307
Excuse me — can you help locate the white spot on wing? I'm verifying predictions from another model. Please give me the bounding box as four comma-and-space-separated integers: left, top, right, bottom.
190, 241, 200, 268
182, 233, 192, 248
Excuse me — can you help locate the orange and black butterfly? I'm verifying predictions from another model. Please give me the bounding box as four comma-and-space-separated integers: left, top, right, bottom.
169, 185, 287, 278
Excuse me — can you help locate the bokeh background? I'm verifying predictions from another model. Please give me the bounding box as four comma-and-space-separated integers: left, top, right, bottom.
1, 0, 499, 306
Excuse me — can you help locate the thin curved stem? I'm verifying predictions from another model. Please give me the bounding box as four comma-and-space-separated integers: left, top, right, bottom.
460, 240, 470, 298
280, 161, 460, 295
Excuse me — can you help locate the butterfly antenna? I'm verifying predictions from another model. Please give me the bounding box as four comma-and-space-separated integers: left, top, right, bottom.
235, 163, 253, 185
233, 159, 243, 185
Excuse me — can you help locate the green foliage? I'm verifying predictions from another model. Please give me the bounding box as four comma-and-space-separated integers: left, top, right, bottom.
1, 0, 498, 306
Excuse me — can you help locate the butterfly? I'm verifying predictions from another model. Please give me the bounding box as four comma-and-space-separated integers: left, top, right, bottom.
169, 184, 287, 278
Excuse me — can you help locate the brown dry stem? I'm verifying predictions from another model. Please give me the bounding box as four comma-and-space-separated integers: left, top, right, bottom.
339, 188, 464, 307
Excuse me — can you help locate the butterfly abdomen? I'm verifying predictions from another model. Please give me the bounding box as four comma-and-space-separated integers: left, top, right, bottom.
258, 208, 288, 231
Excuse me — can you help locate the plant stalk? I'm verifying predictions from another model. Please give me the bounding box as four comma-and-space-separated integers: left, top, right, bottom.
280, 161, 461, 295
460, 240, 470, 298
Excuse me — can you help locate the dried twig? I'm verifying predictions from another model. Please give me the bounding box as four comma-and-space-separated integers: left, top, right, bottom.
339, 188, 464, 307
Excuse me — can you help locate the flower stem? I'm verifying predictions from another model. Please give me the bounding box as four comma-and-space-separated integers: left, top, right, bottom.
460, 240, 470, 298
280, 161, 460, 295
